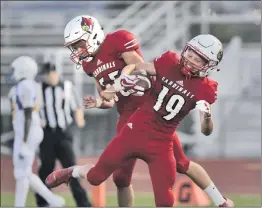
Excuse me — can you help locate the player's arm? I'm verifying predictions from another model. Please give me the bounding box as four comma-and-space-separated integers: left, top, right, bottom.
8, 87, 15, 121
102, 51, 175, 99
18, 85, 35, 143
100, 62, 156, 101
96, 80, 115, 109
121, 50, 176, 76
196, 86, 217, 136
9, 99, 14, 120
83, 80, 115, 109
199, 104, 214, 136
121, 62, 156, 76
117, 30, 144, 65
100, 63, 155, 102
102, 62, 156, 95
115, 30, 156, 76
121, 50, 144, 65
23, 107, 33, 142
125, 51, 177, 76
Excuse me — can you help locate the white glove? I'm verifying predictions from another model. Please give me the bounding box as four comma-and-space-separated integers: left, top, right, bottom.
113, 74, 143, 92
196, 100, 211, 116
19, 142, 31, 159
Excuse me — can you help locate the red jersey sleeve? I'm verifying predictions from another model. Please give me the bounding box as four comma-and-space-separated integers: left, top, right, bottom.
204, 79, 218, 104
153, 51, 179, 77
113, 30, 140, 54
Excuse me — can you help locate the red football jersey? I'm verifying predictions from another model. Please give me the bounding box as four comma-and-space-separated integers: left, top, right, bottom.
128, 51, 218, 137
82, 30, 147, 116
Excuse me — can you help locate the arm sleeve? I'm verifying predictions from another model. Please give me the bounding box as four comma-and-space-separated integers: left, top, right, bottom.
115, 30, 140, 54
205, 80, 218, 104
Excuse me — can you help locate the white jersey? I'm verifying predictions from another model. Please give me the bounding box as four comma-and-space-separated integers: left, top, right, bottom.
8, 79, 42, 131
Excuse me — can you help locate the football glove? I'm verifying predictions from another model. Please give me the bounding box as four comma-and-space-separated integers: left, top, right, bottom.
196, 100, 211, 116
113, 74, 146, 92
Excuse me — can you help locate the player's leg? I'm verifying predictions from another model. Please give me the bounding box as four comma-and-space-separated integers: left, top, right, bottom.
14, 174, 30, 207
13, 162, 30, 207
46, 129, 134, 188
29, 173, 65, 206
186, 162, 234, 206
13, 127, 63, 207
113, 158, 136, 206
55, 132, 92, 207
146, 139, 176, 207
113, 117, 136, 207
13, 132, 33, 207
35, 129, 57, 206
26, 127, 65, 207
173, 133, 233, 206
86, 132, 133, 186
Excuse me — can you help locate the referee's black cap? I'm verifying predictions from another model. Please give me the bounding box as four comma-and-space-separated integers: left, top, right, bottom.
40, 62, 57, 74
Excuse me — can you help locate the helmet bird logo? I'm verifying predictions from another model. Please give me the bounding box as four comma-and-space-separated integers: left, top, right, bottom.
81, 17, 93, 32
217, 49, 223, 62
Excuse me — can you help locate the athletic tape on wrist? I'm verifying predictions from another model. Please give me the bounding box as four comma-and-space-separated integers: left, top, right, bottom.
96, 98, 103, 108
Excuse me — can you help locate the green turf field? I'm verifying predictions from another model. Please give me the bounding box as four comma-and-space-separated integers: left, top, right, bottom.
1, 192, 261, 207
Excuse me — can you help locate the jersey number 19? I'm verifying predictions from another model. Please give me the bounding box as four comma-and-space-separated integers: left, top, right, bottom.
153, 85, 185, 120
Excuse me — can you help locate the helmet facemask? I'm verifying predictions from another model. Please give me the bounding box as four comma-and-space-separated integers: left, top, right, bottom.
65, 33, 99, 65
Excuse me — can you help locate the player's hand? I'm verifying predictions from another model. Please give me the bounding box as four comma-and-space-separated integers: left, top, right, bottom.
83, 95, 98, 109
100, 84, 119, 102
196, 100, 211, 118
19, 142, 30, 160
107, 84, 119, 102
114, 74, 146, 92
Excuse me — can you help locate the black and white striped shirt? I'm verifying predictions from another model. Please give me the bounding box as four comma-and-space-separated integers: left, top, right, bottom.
39, 80, 81, 130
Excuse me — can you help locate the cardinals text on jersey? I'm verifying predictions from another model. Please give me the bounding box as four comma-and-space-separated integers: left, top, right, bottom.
128, 51, 218, 136
82, 30, 147, 116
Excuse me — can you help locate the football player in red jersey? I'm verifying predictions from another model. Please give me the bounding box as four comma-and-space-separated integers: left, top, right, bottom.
98, 34, 233, 207
46, 14, 233, 206
63, 15, 145, 206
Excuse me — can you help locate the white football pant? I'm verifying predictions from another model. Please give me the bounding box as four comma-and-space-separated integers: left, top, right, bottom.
13, 126, 65, 207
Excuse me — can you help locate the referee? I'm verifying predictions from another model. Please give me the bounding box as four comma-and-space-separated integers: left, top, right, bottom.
35, 63, 92, 207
